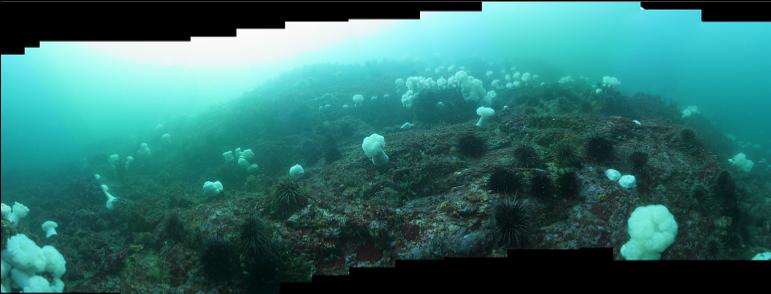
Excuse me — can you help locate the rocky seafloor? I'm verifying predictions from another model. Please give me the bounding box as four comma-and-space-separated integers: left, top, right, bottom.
2, 62, 770, 293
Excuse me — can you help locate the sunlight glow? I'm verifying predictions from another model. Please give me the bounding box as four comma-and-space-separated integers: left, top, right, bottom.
81, 19, 398, 68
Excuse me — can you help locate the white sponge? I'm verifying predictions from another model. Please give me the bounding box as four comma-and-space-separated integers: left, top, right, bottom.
751, 251, 771, 260
618, 175, 637, 189
41, 221, 58, 238
620, 204, 678, 260
24, 275, 52, 292
605, 169, 621, 181
728, 152, 754, 173
5, 202, 30, 226
41, 245, 66, 278
3, 234, 66, 292
362, 133, 389, 166
289, 164, 305, 178
475, 107, 495, 127
5, 234, 46, 273
202, 181, 224, 196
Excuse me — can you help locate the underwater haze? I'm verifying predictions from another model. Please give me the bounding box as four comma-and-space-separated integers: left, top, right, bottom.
1, 2, 770, 293
3, 2, 770, 174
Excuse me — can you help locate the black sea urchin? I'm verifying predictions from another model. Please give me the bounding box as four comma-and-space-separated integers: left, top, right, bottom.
493, 198, 531, 248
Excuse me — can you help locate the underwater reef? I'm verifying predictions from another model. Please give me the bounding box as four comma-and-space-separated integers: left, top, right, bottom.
2, 61, 770, 293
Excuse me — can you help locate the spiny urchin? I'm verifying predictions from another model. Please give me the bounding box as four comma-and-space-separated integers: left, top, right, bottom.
585, 136, 615, 163
514, 145, 541, 168
487, 168, 523, 195
200, 236, 239, 282
271, 178, 308, 218
492, 197, 532, 248
239, 217, 281, 292
457, 134, 487, 158
556, 171, 581, 198
530, 171, 554, 199
552, 142, 582, 168
629, 151, 648, 172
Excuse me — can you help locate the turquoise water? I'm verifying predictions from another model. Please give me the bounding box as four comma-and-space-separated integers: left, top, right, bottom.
2, 2, 769, 174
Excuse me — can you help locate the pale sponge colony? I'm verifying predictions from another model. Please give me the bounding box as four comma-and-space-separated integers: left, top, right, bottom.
1, 202, 30, 226
681, 105, 700, 118
605, 169, 621, 181
41, 221, 58, 238
475, 106, 495, 127
620, 204, 678, 260
618, 175, 637, 189
289, 164, 305, 178
202, 181, 224, 196
222, 147, 259, 173
1, 234, 66, 292
601, 76, 621, 88
362, 133, 389, 166
101, 184, 118, 210
728, 152, 754, 173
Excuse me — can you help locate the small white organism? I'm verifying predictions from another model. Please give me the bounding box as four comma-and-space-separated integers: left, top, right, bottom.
289, 164, 305, 178
728, 152, 754, 173
108, 154, 120, 169
101, 184, 118, 210
632, 120, 641, 126
362, 133, 389, 166
491, 79, 501, 89
239, 148, 254, 161
41, 221, 58, 238
222, 150, 235, 163
1, 202, 10, 219
352, 94, 365, 107
618, 175, 637, 189
752, 251, 771, 260
558, 76, 574, 84
521, 72, 531, 82
484, 90, 497, 106
437, 77, 447, 89
3, 202, 30, 226
401, 90, 416, 108
238, 157, 250, 169
202, 181, 224, 196
124, 156, 134, 170
601, 76, 621, 88
247, 164, 259, 173
475, 106, 495, 128
137, 142, 152, 156
605, 169, 622, 181
681, 106, 700, 118
620, 204, 678, 260
161, 133, 171, 144
400, 122, 414, 129
395, 78, 405, 93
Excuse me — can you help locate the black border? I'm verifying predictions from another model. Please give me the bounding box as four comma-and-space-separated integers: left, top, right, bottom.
2, 1, 770, 55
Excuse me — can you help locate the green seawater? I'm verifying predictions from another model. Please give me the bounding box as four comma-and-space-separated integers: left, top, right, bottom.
3, 2, 769, 174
